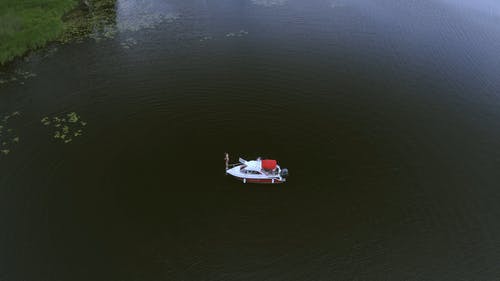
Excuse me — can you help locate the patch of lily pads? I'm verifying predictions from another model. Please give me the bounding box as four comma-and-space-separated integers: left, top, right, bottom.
21, 45, 60, 64
41, 112, 87, 144
0, 112, 21, 156
42, 46, 59, 58
251, 0, 288, 7
86, 12, 179, 43
0, 70, 37, 86
198, 30, 250, 45
60, 0, 118, 44
89, 25, 119, 42
117, 12, 179, 33
199, 36, 213, 42
120, 37, 138, 49
330, 1, 347, 8
225, 30, 249, 38
61, 1, 179, 44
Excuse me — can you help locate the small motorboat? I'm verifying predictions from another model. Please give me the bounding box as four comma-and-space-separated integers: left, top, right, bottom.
224, 153, 288, 184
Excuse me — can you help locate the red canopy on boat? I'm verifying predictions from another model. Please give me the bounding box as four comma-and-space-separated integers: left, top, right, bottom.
262, 159, 277, 170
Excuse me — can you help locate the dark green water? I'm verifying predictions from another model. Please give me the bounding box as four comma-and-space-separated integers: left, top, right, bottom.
2, 0, 500, 280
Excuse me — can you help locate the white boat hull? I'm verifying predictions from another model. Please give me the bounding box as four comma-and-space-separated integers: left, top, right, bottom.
226, 165, 286, 184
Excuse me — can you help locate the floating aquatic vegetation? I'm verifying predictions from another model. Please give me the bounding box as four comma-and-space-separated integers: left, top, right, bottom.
41, 112, 87, 144
0, 70, 37, 86
41, 46, 59, 59
251, 0, 288, 7
0, 112, 21, 157
117, 12, 179, 33
225, 30, 249, 38
120, 37, 138, 49
23, 44, 59, 63
199, 36, 213, 42
89, 25, 119, 42
61, 0, 179, 44
15, 70, 37, 79
60, 0, 118, 44
0, 72, 7, 84
330, 1, 346, 8
87, 12, 179, 42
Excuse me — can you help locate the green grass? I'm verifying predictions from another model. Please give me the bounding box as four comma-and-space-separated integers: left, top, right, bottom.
0, 0, 78, 65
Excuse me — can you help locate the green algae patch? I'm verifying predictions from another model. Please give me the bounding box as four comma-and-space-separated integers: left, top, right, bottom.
41, 112, 86, 144
0, 111, 22, 156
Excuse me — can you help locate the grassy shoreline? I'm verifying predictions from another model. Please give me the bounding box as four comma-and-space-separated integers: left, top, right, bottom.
0, 0, 116, 65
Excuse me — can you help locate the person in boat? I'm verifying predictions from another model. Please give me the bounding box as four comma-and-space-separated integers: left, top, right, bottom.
224, 153, 229, 170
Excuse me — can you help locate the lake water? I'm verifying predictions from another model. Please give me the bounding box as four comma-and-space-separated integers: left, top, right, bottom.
1, 0, 500, 280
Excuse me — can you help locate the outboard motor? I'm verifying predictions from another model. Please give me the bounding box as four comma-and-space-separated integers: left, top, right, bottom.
280, 168, 289, 177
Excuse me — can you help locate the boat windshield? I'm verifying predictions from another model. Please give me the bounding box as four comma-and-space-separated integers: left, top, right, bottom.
263, 169, 279, 175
